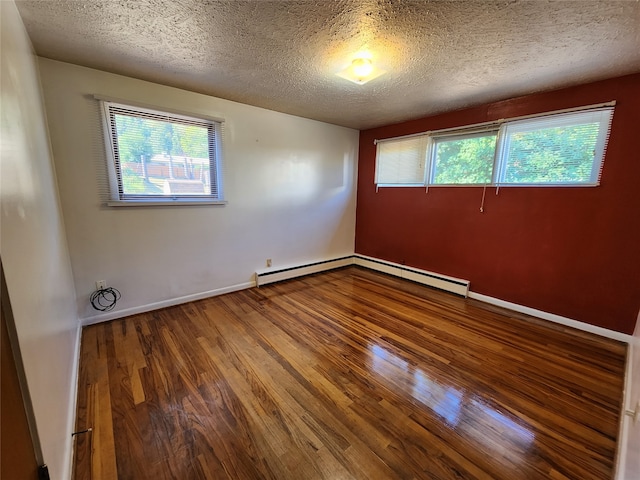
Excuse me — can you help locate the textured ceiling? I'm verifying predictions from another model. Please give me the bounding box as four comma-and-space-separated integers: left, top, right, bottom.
15, 0, 640, 130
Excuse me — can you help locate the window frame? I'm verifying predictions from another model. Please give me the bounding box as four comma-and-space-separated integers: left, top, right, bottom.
373, 104, 615, 189
99, 99, 226, 206
374, 134, 430, 187
428, 129, 499, 186
494, 109, 613, 187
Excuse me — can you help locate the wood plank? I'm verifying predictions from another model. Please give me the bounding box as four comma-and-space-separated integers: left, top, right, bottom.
73, 266, 626, 479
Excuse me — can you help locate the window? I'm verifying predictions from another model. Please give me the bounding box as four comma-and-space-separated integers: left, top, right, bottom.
497, 110, 613, 186
430, 132, 497, 185
374, 105, 614, 188
101, 101, 224, 204
375, 135, 429, 186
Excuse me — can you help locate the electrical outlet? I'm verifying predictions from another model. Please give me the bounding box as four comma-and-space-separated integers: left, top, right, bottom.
266, 259, 272, 267
96, 280, 107, 290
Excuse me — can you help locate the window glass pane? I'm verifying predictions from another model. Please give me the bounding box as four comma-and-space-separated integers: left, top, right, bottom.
432, 133, 496, 184
500, 109, 612, 185
375, 136, 428, 185
503, 124, 596, 184
113, 113, 212, 196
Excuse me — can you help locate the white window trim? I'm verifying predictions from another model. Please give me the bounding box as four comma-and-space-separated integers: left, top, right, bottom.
105, 199, 227, 207
374, 102, 615, 189
494, 109, 613, 187
98, 97, 226, 206
374, 134, 430, 187
428, 130, 499, 186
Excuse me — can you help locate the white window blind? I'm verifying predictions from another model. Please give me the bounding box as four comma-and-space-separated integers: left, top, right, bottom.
375, 135, 429, 186
373, 104, 615, 189
101, 101, 224, 204
497, 108, 614, 185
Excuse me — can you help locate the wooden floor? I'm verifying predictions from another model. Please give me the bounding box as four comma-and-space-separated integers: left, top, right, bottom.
73, 267, 626, 480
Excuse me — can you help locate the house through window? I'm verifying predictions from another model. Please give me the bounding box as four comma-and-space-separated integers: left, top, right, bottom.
100, 101, 224, 205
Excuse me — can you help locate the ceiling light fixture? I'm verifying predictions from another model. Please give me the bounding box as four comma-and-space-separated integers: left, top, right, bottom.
336, 56, 386, 85
352, 58, 374, 78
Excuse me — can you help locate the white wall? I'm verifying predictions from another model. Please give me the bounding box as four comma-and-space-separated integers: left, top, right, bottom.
0, 2, 80, 479
37, 59, 359, 322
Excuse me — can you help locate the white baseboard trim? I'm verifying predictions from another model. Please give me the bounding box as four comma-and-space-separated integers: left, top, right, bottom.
64, 321, 82, 480
255, 256, 354, 286
75, 252, 635, 477
81, 255, 356, 326
80, 281, 255, 326
355, 254, 631, 343
79, 254, 632, 347
354, 254, 470, 297
467, 291, 632, 343
615, 341, 633, 479
616, 333, 640, 480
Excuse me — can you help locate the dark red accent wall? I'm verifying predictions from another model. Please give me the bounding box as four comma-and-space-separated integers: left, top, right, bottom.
355, 73, 640, 335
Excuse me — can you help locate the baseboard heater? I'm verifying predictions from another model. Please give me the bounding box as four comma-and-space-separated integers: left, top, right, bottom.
353, 255, 469, 297
255, 256, 354, 287
255, 254, 470, 297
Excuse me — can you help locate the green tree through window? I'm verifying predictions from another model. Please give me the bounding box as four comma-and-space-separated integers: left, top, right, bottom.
503, 123, 600, 183
432, 134, 496, 184
102, 101, 223, 203
374, 107, 613, 188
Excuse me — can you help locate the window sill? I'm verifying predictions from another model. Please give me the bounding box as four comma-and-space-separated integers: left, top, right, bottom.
375, 183, 600, 188
106, 199, 228, 207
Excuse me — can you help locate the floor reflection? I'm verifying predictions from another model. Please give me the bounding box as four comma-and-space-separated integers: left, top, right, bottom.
368, 343, 535, 455
468, 398, 535, 446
